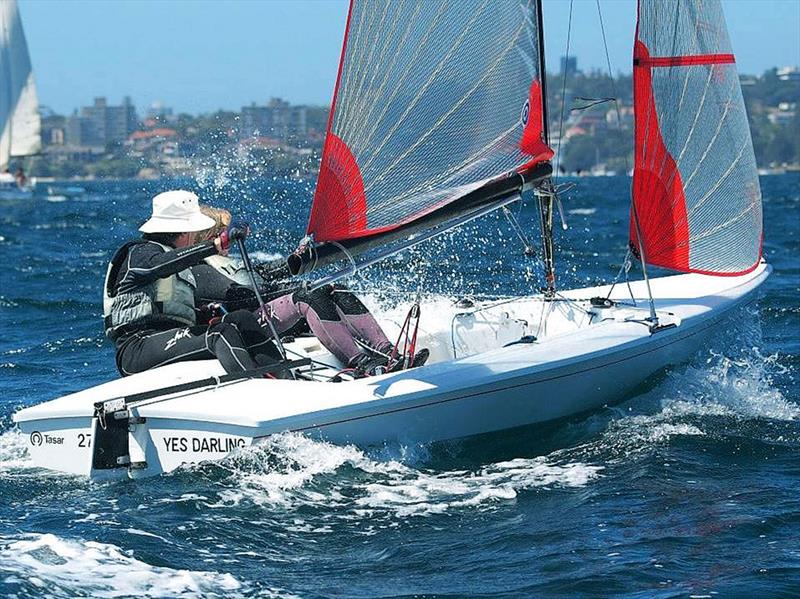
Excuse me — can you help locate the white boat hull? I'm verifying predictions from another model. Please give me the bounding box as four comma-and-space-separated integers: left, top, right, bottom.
14, 263, 770, 479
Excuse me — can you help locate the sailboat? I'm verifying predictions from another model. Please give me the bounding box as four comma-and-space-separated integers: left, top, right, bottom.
14, 0, 768, 479
0, 0, 41, 200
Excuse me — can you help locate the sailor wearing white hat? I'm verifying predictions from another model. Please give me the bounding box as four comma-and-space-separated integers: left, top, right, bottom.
102, 190, 281, 376
138, 190, 216, 233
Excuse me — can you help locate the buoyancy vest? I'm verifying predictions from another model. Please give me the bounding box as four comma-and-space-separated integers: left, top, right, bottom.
102, 240, 197, 339
203, 254, 253, 287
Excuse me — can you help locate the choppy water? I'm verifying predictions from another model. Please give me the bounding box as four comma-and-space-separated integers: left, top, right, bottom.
1, 174, 798, 597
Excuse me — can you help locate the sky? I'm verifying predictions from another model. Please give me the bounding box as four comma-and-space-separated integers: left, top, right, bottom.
19, 0, 800, 116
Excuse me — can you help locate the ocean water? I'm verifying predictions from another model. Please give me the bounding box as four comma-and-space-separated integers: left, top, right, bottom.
0, 174, 798, 598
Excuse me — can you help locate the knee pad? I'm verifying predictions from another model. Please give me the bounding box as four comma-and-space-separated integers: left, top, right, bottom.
223, 309, 255, 326
331, 290, 369, 315
292, 287, 340, 321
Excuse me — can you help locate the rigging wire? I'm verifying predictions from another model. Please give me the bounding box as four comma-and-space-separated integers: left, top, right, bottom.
553, 0, 574, 182
595, 0, 630, 177
596, 0, 658, 323
572, 97, 616, 111
503, 205, 537, 256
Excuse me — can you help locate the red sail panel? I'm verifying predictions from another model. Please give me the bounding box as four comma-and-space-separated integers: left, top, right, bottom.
631, 0, 762, 276
631, 41, 690, 271
308, 133, 367, 239
519, 80, 554, 169
307, 0, 552, 243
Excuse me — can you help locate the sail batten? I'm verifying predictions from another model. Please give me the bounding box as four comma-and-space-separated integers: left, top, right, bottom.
307, 0, 552, 244
631, 0, 762, 276
635, 53, 734, 67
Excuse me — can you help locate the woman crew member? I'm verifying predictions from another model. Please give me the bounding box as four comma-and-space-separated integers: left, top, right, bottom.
190, 206, 425, 375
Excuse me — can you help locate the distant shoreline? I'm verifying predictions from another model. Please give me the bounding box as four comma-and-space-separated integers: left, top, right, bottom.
28, 167, 800, 185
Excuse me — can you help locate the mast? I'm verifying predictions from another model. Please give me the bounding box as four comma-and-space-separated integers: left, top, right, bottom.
535, 0, 557, 299
536, 0, 549, 147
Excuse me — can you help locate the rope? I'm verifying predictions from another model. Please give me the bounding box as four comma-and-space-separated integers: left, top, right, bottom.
329, 240, 358, 273
604, 248, 631, 301
502, 199, 536, 256
389, 302, 421, 371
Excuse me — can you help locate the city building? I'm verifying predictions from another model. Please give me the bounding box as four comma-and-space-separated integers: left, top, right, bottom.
776, 66, 800, 82
39, 107, 66, 146
240, 97, 310, 140
147, 101, 174, 121
767, 102, 797, 126
65, 97, 138, 149
560, 56, 577, 75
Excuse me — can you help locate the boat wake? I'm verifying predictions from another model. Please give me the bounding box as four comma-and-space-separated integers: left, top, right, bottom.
653, 311, 797, 422
557, 315, 798, 466
0, 428, 32, 472
0, 533, 249, 599
187, 433, 603, 519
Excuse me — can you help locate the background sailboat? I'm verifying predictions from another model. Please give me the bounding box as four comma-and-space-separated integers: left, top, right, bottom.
0, 0, 41, 198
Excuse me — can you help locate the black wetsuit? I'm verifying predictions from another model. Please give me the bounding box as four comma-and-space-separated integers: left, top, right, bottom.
109, 240, 280, 376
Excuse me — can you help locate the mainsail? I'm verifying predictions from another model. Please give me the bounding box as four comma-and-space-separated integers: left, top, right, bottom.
306, 0, 553, 244
631, 0, 762, 276
0, 0, 41, 169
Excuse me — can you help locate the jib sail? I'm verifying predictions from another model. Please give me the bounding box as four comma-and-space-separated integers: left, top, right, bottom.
306, 0, 553, 244
631, 0, 762, 275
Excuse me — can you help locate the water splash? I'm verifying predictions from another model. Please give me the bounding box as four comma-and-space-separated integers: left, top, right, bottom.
560, 317, 799, 465
353, 457, 602, 517
671, 348, 799, 421
0, 533, 246, 598
0, 429, 31, 472
197, 433, 602, 518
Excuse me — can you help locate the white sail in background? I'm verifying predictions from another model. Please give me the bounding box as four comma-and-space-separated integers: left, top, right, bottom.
0, 0, 41, 169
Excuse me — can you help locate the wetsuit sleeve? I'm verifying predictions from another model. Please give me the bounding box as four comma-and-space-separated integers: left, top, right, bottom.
117, 241, 217, 293
192, 263, 256, 308
192, 263, 288, 311
255, 257, 291, 283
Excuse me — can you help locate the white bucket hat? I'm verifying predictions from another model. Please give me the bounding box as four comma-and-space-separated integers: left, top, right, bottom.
139, 190, 216, 233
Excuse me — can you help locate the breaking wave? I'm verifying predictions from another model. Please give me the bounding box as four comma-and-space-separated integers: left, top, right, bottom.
0, 429, 32, 472
191, 433, 602, 518
0, 533, 250, 598
559, 318, 799, 465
